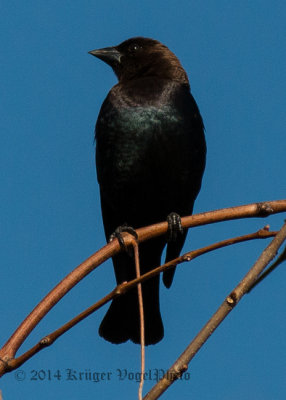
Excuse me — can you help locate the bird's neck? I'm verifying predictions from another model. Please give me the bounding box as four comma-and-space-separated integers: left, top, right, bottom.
112, 78, 189, 108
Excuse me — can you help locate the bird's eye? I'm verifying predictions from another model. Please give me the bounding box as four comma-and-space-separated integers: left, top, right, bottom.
129, 44, 140, 53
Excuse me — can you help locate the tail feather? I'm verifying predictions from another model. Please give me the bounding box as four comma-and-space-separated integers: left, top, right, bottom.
99, 276, 163, 345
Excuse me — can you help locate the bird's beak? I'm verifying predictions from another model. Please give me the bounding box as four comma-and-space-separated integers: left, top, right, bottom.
88, 46, 122, 66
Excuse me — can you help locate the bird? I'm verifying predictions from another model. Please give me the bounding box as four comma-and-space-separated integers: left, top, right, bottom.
89, 37, 206, 345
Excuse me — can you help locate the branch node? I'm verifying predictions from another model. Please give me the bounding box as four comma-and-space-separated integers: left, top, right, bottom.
257, 225, 271, 237
168, 365, 188, 382
114, 281, 128, 296
226, 292, 237, 307
257, 202, 274, 216
0, 356, 13, 372
39, 337, 52, 347
180, 364, 188, 374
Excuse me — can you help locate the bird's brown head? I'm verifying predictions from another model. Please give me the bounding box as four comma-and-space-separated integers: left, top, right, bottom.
89, 37, 189, 85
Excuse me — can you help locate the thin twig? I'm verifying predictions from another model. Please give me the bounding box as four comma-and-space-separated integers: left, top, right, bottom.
131, 240, 145, 400
247, 244, 286, 292
1, 227, 276, 374
143, 222, 286, 400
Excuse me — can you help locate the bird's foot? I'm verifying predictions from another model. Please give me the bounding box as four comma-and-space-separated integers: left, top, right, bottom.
109, 224, 138, 255
166, 212, 184, 242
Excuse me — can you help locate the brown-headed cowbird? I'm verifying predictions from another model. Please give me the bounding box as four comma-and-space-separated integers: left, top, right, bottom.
89, 37, 206, 345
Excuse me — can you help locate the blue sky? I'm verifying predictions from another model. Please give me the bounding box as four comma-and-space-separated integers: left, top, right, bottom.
1, 1, 285, 399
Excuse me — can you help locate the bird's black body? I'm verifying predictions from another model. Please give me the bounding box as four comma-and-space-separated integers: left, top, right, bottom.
90, 37, 206, 345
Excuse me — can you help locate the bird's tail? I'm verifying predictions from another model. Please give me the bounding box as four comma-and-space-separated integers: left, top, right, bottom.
99, 276, 164, 345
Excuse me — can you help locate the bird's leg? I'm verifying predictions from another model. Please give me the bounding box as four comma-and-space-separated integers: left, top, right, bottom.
109, 224, 138, 256
166, 212, 184, 242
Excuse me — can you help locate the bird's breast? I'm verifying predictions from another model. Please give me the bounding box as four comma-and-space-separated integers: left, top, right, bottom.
97, 105, 184, 183
100, 105, 181, 135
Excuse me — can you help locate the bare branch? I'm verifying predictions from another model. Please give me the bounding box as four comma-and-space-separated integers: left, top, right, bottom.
143, 222, 286, 400
0, 200, 285, 374
0, 227, 277, 375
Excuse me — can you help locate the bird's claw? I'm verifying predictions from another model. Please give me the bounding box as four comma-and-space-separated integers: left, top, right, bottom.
109, 224, 138, 255
167, 212, 184, 242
